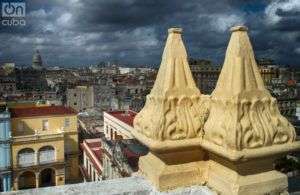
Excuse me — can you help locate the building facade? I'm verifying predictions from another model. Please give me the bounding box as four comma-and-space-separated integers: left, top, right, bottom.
80, 139, 102, 182
101, 138, 147, 180
0, 107, 12, 192
15, 68, 48, 92
103, 110, 136, 140
94, 82, 115, 110
79, 110, 147, 182
67, 86, 94, 112
189, 59, 221, 94
9, 106, 80, 190
0, 79, 17, 98
101, 110, 147, 180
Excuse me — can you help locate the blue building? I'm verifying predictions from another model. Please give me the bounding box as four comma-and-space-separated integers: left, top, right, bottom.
0, 107, 11, 192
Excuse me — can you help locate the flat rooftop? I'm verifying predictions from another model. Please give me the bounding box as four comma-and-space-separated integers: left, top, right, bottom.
106, 110, 137, 127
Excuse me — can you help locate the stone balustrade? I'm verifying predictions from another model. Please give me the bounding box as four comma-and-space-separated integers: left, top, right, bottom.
12, 132, 64, 143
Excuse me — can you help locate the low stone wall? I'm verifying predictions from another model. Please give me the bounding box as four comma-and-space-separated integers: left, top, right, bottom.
2, 176, 216, 195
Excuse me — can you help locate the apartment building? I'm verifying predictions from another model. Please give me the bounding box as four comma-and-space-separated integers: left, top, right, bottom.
10, 106, 80, 190
66, 86, 94, 112
103, 110, 136, 140
0, 107, 12, 192
80, 139, 102, 182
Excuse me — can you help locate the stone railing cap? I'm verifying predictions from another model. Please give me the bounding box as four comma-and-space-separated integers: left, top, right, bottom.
230, 25, 248, 32
168, 27, 183, 34
1, 176, 215, 195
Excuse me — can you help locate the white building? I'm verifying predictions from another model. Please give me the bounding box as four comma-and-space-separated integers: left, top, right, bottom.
103, 110, 136, 140
118, 67, 135, 74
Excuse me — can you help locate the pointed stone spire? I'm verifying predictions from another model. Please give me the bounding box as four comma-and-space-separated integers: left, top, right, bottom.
134, 27, 207, 141
204, 25, 296, 150
132, 28, 208, 190
150, 28, 199, 97
213, 26, 267, 98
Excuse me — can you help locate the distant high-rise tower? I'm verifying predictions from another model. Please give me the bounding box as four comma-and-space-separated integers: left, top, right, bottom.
32, 50, 43, 70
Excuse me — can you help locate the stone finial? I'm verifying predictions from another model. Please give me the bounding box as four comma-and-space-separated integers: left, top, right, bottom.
230, 25, 248, 32
133, 27, 207, 144
133, 28, 208, 190
203, 25, 296, 151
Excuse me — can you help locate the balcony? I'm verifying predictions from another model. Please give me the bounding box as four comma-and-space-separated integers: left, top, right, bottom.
16, 147, 64, 169
0, 166, 11, 172
12, 132, 64, 143
15, 159, 65, 169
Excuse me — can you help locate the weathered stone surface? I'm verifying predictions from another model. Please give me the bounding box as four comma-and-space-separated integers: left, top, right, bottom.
133, 27, 207, 145
201, 25, 300, 195
2, 176, 216, 195
138, 149, 208, 191
204, 25, 296, 151
131, 27, 209, 191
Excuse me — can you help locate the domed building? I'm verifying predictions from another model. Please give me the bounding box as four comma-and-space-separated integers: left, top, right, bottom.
32, 50, 43, 70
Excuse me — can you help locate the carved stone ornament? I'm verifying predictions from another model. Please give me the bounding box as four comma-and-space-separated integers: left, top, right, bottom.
203, 26, 296, 151
133, 28, 208, 151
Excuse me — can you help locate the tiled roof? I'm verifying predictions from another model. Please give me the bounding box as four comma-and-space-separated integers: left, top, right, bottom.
106, 110, 137, 127
10, 106, 77, 118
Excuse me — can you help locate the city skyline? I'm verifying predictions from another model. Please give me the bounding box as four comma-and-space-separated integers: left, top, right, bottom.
0, 0, 299, 67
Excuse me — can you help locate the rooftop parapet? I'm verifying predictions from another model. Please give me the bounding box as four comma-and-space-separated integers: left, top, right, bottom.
1, 176, 215, 195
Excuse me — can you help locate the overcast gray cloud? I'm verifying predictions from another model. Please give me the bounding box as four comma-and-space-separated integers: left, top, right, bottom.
0, 0, 299, 67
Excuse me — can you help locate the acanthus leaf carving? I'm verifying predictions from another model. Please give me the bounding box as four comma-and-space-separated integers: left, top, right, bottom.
133, 28, 208, 141
203, 26, 296, 151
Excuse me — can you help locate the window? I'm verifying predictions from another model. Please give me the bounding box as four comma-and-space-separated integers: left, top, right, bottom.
39, 146, 55, 164
85, 158, 88, 169
64, 118, 70, 128
42, 120, 49, 131
74, 102, 77, 106
74, 93, 77, 97
18, 148, 35, 166
89, 164, 92, 176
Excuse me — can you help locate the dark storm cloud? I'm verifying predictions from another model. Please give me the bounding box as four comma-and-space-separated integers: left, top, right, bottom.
0, 0, 299, 67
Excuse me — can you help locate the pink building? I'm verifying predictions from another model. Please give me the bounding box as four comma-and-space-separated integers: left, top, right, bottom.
80, 139, 102, 182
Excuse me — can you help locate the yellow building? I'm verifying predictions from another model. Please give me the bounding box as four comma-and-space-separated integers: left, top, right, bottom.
10, 106, 80, 190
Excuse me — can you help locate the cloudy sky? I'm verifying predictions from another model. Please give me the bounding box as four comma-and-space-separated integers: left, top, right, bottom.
0, 0, 299, 67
